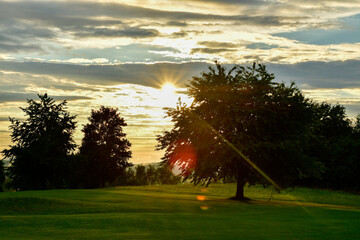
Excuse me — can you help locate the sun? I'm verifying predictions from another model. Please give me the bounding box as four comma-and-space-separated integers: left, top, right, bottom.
161, 82, 177, 94
159, 82, 178, 106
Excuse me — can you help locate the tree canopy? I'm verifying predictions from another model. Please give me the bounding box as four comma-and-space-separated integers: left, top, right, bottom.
80, 106, 132, 188
301, 103, 360, 190
157, 62, 323, 200
2, 94, 77, 190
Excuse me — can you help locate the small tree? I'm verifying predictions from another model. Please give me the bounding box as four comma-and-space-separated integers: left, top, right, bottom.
2, 94, 76, 190
157, 63, 322, 200
135, 165, 147, 185
157, 165, 181, 185
146, 165, 158, 185
80, 106, 132, 188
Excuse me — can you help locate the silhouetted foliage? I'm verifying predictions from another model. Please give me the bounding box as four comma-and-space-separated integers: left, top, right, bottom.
157, 62, 322, 200
300, 103, 360, 190
135, 165, 147, 185
156, 164, 181, 185
65, 153, 90, 189
146, 165, 158, 185
80, 106, 132, 188
118, 167, 137, 186
2, 94, 76, 190
0, 160, 5, 192
118, 164, 180, 186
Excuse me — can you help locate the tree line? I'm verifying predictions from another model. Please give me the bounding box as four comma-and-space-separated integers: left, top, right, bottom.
1, 63, 359, 198
119, 164, 180, 186
0, 95, 178, 191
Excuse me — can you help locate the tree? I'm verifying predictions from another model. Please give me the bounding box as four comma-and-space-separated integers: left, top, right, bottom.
2, 94, 77, 190
0, 160, 5, 192
135, 165, 147, 185
157, 62, 322, 200
156, 165, 181, 185
301, 103, 360, 190
80, 106, 132, 188
146, 165, 159, 185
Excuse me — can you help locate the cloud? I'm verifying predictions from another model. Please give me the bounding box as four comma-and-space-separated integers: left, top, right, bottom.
124, 114, 152, 119
74, 27, 160, 38
274, 14, 360, 45
188, 0, 266, 4
0, 70, 101, 94
0, 117, 9, 122
0, 0, 359, 63
0, 19, 56, 53
191, 48, 236, 54
2, 60, 360, 91
166, 21, 187, 27
246, 43, 280, 50
198, 41, 239, 49
170, 31, 188, 38
0, 60, 209, 88
0, 92, 93, 103
267, 60, 360, 89
0, 1, 310, 30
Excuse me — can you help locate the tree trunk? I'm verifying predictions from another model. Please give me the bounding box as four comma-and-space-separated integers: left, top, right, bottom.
235, 175, 246, 200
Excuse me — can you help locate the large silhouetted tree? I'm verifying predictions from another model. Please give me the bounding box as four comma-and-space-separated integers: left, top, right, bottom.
157, 62, 322, 200
80, 106, 132, 188
2, 94, 77, 190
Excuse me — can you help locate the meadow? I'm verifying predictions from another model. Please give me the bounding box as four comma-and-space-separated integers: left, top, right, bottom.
0, 184, 359, 240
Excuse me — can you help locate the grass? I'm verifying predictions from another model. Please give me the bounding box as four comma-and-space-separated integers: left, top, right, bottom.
0, 184, 359, 239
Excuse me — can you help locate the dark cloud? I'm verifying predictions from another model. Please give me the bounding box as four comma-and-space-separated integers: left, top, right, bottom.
0, 1, 303, 28
198, 41, 239, 48
75, 27, 160, 38
1, 60, 360, 90
246, 43, 280, 50
0, 0, 316, 55
267, 60, 360, 89
0, 71, 98, 93
0, 92, 93, 103
0, 43, 44, 53
273, 14, 360, 45
49, 84, 98, 92
0, 20, 56, 53
0, 61, 209, 88
191, 48, 236, 54
167, 21, 187, 27
190, 0, 266, 4
193, 41, 240, 54
0, 117, 9, 122
125, 114, 152, 119
170, 30, 188, 38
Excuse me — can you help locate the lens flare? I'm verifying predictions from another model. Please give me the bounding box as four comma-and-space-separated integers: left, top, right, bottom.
196, 195, 206, 201
200, 206, 209, 210
169, 140, 197, 176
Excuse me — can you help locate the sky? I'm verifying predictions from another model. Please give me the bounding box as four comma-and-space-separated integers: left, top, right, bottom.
1, 0, 360, 164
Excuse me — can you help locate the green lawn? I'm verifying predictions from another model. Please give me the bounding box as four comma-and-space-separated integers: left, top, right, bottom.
0, 184, 359, 239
